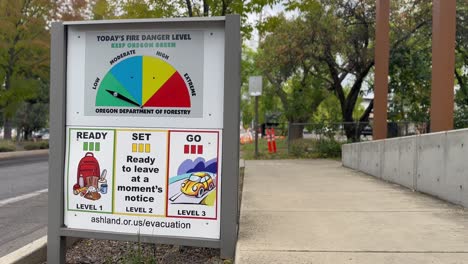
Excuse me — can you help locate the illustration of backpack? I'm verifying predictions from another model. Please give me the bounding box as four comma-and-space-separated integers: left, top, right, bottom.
77, 152, 100, 187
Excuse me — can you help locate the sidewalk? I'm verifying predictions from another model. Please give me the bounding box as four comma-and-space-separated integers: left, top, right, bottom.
235, 159, 468, 264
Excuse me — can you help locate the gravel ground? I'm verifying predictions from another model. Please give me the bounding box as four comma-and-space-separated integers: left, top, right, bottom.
44, 239, 230, 264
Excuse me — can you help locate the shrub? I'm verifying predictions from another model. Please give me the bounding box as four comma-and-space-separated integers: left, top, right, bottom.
23, 140, 49, 150
313, 139, 342, 158
0, 141, 16, 152
289, 139, 311, 157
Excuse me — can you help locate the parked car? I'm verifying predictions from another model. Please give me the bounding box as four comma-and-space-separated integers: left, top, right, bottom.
361, 125, 373, 136
181, 172, 215, 198
32, 128, 50, 140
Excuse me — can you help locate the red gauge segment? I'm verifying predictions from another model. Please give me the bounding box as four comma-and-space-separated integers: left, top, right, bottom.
143, 71, 191, 108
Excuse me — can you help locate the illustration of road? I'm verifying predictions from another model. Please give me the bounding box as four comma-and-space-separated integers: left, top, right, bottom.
168, 173, 217, 205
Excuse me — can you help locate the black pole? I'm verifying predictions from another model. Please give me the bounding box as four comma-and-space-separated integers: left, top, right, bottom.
254, 96, 259, 158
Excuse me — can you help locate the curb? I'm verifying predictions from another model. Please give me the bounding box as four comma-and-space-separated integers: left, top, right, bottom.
235, 159, 246, 264
0, 236, 80, 264
0, 236, 46, 264
0, 149, 49, 160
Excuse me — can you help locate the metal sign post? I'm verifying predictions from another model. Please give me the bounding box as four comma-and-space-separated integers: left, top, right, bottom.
249, 76, 262, 158
48, 16, 240, 263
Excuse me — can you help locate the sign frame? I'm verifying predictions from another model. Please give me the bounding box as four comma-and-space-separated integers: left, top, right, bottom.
48, 16, 240, 262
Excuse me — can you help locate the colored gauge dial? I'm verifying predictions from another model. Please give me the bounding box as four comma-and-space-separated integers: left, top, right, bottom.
96, 56, 191, 108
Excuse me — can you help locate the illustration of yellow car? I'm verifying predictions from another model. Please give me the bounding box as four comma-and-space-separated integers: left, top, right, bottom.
181, 172, 215, 198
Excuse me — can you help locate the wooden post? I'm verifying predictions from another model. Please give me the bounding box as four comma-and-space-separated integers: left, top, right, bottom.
373, 0, 390, 140
430, 0, 456, 132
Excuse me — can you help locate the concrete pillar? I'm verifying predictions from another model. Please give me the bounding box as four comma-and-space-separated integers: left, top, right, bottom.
373, 0, 390, 140
430, 0, 456, 132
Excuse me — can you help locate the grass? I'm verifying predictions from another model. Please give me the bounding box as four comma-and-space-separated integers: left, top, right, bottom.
121, 237, 157, 264
240, 138, 290, 160
0, 140, 49, 152
240, 137, 343, 160
23, 140, 49, 150
0, 141, 16, 152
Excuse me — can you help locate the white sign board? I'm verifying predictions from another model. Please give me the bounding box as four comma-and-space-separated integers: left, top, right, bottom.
66, 27, 225, 128
249, 76, 262, 96
64, 25, 225, 239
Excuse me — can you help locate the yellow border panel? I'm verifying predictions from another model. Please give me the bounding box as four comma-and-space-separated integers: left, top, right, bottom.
113, 212, 166, 218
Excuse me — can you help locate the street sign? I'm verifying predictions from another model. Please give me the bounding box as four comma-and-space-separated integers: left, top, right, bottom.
49, 16, 240, 262
249, 76, 262, 96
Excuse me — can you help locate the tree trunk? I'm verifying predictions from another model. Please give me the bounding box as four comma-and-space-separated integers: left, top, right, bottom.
24, 129, 31, 141
203, 0, 209, 16
185, 0, 193, 17
343, 122, 358, 142
3, 118, 12, 140
288, 122, 304, 141
343, 121, 369, 142
221, 0, 227, 16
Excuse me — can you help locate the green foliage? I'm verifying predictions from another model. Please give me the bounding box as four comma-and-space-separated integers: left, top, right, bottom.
256, 14, 327, 140
13, 76, 49, 139
120, 234, 157, 264
119, 0, 184, 19
0, 141, 15, 152
313, 90, 365, 124
455, 107, 468, 129
455, 1, 468, 128
23, 140, 48, 150
240, 138, 289, 160
312, 96, 341, 123
92, 0, 115, 20
240, 137, 342, 160
0, 0, 51, 139
388, 17, 432, 124
240, 47, 260, 128
64, 0, 280, 39
289, 139, 342, 159
123, 244, 157, 264
1, 77, 40, 118
279, 0, 432, 141
313, 139, 342, 159
289, 139, 313, 158
388, 1, 466, 128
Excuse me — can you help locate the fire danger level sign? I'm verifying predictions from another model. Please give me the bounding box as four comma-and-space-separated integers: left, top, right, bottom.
64, 127, 222, 239
51, 16, 240, 263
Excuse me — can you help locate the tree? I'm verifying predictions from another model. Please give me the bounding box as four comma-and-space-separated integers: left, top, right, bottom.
55, 0, 90, 20
313, 90, 365, 124
119, 0, 184, 19
285, 0, 431, 141
13, 68, 49, 140
454, 0, 468, 128
386, 0, 467, 130
183, 0, 279, 39
0, 0, 51, 139
387, 19, 432, 126
257, 15, 327, 140
240, 46, 261, 129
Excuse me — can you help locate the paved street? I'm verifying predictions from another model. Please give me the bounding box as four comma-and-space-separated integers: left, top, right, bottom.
0, 156, 48, 258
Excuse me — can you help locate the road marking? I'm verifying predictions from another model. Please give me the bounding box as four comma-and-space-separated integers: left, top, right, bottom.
169, 192, 182, 202
0, 189, 48, 207
0, 235, 47, 264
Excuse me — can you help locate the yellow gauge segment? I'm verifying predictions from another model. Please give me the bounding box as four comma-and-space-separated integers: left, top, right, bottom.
142, 56, 177, 105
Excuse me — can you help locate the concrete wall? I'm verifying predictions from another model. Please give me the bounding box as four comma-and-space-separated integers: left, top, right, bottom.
342, 128, 468, 208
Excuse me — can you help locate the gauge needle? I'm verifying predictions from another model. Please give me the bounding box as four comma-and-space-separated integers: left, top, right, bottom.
106, 89, 141, 107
